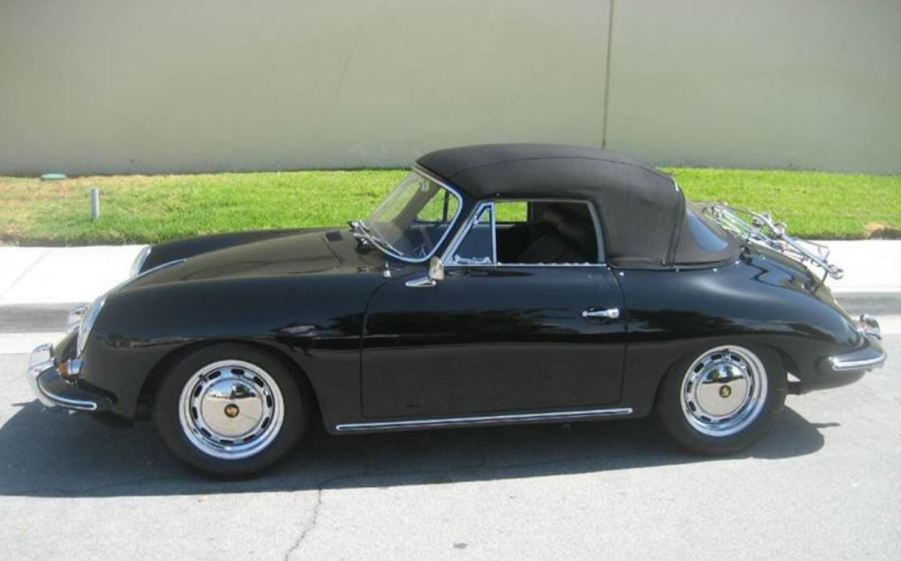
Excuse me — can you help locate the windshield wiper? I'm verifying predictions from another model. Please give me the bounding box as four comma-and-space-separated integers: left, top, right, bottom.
369, 233, 406, 259
349, 220, 373, 250
351, 220, 407, 259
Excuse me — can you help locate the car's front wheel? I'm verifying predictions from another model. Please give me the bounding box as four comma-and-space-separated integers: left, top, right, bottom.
656, 344, 787, 455
154, 343, 307, 477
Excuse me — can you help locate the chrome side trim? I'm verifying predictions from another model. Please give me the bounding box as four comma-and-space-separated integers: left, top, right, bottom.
129, 245, 152, 277
828, 351, 887, 372
471, 262, 608, 268
335, 407, 634, 432
130, 257, 186, 283
404, 275, 437, 288
582, 307, 620, 320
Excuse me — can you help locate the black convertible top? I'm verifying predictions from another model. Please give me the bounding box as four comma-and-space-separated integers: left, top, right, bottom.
417, 144, 737, 269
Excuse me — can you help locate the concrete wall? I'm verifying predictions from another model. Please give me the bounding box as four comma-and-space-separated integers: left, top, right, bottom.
606, 0, 901, 173
0, 0, 898, 175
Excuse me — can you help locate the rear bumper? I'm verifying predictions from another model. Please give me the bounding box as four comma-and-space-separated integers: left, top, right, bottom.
822, 315, 885, 377
798, 334, 887, 393
26, 343, 111, 412
825, 343, 886, 374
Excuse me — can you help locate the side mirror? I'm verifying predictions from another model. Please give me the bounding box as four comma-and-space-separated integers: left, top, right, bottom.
428, 256, 445, 282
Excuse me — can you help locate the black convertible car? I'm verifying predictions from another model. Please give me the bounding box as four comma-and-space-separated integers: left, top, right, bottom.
28, 144, 885, 477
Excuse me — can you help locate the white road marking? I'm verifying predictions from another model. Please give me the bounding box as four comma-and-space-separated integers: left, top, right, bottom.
0, 332, 66, 354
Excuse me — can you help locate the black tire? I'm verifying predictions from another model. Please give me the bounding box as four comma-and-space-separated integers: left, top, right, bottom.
153, 343, 308, 478
656, 344, 787, 455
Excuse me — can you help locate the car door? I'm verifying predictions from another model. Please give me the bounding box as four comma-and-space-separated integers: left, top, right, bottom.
360, 201, 626, 419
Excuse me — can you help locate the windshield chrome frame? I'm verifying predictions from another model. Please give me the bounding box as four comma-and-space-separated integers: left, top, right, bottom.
361, 165, 464, 264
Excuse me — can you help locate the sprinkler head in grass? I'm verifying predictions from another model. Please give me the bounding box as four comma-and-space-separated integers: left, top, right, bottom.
90, 187, 101, 221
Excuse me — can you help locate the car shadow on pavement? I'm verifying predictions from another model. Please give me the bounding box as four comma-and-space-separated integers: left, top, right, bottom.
0, 401, 830, 498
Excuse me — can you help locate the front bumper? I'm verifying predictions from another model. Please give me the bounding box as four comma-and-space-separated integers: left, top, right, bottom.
27, 343, 111, 412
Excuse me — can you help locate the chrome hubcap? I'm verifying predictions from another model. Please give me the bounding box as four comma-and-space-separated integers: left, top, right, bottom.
680, 346, 767, 437
178, 360, 284, 460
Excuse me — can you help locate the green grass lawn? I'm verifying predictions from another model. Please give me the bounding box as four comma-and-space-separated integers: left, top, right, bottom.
1, 168, 898, 245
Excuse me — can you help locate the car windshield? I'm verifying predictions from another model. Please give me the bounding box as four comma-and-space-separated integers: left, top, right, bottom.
360, 171, 461, 262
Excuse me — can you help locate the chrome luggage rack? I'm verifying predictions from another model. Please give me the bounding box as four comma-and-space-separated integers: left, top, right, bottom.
702, 203, 843, 281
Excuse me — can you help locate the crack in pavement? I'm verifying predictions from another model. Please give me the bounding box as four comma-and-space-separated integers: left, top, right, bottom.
280, 466, 374, 561
282, 487, 323, 561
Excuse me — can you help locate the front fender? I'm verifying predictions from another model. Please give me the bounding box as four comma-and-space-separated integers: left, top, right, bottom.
80, 273, 385, 422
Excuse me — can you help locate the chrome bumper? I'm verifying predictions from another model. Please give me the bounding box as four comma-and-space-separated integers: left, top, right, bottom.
27, 343, 106, 412
823, 316, 886, 378
826, 344, 887, 374
823, 315, 887, 375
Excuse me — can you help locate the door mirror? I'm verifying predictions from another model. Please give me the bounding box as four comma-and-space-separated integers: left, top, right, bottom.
428, 256, 445, 282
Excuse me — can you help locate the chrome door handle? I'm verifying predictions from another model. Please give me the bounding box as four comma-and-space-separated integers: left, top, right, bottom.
582, 307, 620, 320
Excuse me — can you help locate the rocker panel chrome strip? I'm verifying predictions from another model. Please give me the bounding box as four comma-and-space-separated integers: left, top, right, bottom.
335, 407, 634, 432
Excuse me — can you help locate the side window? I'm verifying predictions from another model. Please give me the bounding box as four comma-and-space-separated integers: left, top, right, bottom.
496, 201, 600, 264
451, 205, 494, 265
448, 200, 601, 266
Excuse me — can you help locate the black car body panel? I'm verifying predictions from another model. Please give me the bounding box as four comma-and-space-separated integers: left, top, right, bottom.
84, 229, 395, 429
361, 264, 627, 418
139, 229, 319, 273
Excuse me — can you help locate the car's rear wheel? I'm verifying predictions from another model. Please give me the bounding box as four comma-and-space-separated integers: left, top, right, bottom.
154, 343, 307, 477
656, 344, 786, 454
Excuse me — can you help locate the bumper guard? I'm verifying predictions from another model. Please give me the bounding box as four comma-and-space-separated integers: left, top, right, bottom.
27, 343, 108, 412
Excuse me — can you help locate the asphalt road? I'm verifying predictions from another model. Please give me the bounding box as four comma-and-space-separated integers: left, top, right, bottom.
0, 328, 898, 560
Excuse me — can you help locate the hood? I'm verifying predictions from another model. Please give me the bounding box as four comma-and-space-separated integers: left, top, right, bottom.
126, 230, 348, 289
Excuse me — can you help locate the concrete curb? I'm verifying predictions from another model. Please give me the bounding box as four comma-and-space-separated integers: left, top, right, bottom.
0, 241, 899, 307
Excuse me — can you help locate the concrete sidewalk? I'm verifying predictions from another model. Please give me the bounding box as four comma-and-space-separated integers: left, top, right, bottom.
0, 245, 144, 305
0, 241, 899, 307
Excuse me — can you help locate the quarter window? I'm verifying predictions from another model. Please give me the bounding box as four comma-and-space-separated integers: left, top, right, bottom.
451, 205, 494, 265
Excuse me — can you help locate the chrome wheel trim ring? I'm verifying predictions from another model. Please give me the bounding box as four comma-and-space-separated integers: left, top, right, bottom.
178, 360, 285, 460
680, 345, 768, 437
